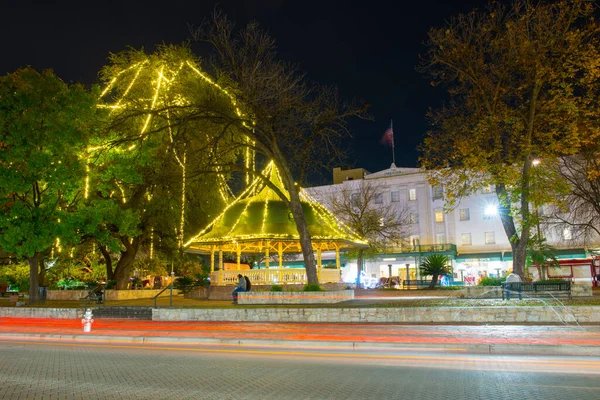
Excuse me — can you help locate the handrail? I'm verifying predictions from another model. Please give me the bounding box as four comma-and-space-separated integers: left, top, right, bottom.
153, 284, 173, 308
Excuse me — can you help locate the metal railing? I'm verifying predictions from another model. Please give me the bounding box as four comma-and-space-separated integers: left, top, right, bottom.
501, 281, 571, 300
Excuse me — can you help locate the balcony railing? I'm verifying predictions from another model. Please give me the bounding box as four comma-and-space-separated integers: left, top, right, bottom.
390, 243, 457, 255
210, 268, 341, 286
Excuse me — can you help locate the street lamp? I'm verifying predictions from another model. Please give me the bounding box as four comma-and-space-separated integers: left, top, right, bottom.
484, 204, 499, 217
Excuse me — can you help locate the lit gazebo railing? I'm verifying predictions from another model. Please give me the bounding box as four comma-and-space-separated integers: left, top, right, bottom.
212, 267, 341, 286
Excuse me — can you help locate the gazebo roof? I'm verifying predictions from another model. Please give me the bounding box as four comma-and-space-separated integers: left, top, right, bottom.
185, 162, 367, 254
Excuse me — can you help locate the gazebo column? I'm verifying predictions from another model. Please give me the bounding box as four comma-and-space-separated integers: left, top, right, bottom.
265, 241, 270, 269
335, 245, 341, 269
218, 249, 224, 285
316, 247, 322, 283
210, 246, 215, 272
236, 242, 241, 270
278, 242, 283, 284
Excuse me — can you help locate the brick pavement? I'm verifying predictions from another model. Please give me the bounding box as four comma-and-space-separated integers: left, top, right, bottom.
1, 337, 600, 400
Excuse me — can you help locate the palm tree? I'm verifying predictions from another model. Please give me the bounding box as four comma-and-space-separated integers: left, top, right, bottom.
420, 254, 451, 289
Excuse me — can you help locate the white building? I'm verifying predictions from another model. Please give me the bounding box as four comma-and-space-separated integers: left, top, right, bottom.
307, 164, 599, 286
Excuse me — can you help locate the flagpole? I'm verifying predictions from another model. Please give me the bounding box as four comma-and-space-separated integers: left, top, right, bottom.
391, 119, 395, 166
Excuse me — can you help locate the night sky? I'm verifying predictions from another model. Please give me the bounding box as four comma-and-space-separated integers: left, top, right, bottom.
1, 0, 489, 181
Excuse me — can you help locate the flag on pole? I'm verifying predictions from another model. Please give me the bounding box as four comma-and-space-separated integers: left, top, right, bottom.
381, 121, 394, 147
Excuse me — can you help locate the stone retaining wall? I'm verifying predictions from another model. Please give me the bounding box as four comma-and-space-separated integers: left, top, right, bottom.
3, 305, 599, 324
208, 283, 348, 301
153, 305, 600, 324
0, 307, 80, 319
47, 289, 172, 301
238, 290, 353, 304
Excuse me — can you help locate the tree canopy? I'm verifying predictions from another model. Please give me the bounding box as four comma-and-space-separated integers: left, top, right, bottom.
0, 67, 101, 302
419, 0, 600, 277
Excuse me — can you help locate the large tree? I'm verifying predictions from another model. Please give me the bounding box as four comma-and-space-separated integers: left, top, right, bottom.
190, 12, 368, 284
419, 0, 600, 278
0, 68, 100, 302
88, 45, 230, 289
319, 180, 410, 287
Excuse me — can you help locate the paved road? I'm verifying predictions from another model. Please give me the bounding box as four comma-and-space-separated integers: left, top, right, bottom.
1, 338, 599, 399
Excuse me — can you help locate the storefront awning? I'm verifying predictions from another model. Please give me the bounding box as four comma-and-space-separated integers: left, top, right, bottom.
502, 248, 588, 261
455, 252, 503, 262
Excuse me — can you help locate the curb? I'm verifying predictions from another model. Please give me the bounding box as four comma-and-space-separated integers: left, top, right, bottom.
1, 332, 599, 357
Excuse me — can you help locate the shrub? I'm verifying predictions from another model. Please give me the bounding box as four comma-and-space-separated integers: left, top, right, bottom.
478, 277, 506, 286
303, 284, 323, 292
174, 276, 194, 289
270, 285, 283, 292
105, 280, 117, 289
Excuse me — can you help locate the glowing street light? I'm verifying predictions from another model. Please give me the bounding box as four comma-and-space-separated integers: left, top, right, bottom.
484, 204, 499, 217
532, 159, 541, 166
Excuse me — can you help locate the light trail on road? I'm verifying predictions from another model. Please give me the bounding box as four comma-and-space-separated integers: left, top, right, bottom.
2, 339, 600, 399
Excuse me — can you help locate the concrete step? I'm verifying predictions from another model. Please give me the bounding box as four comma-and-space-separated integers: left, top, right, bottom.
88, 306, 153, 320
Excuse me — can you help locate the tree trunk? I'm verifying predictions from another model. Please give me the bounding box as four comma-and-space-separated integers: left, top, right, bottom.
98, 244, 114, 281
113, 236, 142, 289
356, 249, 364, 289
496, 184, 530, 279
27, 252, 41, 304
511, 238, 528, 279
272, 155, 318, 285
429, 274, 439, 289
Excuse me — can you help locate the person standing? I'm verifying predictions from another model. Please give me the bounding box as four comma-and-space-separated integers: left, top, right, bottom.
232, 274, 246, 304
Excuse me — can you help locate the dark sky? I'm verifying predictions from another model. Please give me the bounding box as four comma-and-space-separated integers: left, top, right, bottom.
1, 0, 489, 179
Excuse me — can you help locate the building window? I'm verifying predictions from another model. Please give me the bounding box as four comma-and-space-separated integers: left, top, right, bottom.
408, 212, 419, 224
374, 193, 383, 204
408, 188, 417, 201
485, 231, 495, 245
432, 185, 443, 200
459, 208, 470, 221
563, 228, 572, 240
435, 209, 444, 223
436, 233, 446, 244
461, 233, 472, 246
391, 191, 400, 202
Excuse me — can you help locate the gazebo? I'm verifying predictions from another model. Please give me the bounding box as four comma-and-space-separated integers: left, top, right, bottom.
185, 161, 367, 286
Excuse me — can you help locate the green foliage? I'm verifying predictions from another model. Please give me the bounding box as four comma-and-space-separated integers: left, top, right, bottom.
420, 254, 451, 278
130, 277, 143, 288
0, 263, 30, 291
479, 277, 506, 286
270, 285, 283, 292
54, 279, 87, 290
174, 276, 194, 288
303, 284, 323, 292
527, 235, 559, 268
0, 68, 100, 258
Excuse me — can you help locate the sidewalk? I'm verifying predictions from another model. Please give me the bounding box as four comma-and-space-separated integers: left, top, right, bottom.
1, 317, 600, 357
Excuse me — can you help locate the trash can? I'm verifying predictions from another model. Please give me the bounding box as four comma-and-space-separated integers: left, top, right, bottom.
39, 286, 48, 301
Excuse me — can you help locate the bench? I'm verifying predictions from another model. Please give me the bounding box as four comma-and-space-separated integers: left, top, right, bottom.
403, 279, 441, 289
501, 281, 571, 300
